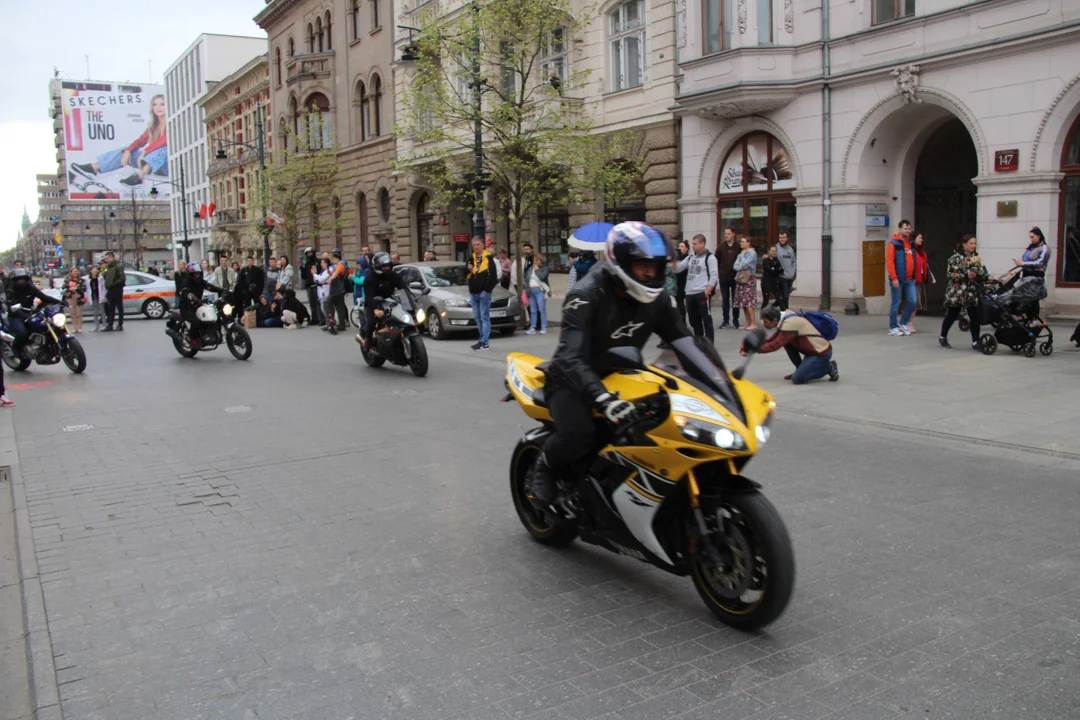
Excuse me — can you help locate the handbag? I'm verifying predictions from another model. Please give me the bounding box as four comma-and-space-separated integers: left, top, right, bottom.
520, 289, 529, 308
735, 269, 754, 285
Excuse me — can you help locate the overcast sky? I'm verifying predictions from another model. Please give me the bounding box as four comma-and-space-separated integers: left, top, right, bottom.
0, 1, 267, 252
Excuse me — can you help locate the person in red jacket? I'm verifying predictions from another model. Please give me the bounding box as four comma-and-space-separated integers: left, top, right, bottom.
904, 232, 935, 333
70, 95, 168, 188
886, 219, 917, 336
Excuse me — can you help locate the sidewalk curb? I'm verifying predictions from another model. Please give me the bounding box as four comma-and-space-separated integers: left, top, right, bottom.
2, 412, 64, 720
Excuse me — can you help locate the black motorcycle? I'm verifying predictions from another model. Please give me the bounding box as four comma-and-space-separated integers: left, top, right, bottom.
165, 291, 252, 360
360, 289, 430, 377
1, 301, 87, 374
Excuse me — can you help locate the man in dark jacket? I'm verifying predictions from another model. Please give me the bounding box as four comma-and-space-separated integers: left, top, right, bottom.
322, 250, 348, 335
4, 262, 63, 351
715, 227, 741, 329
102, 252, 126, 331
236, 256, 264, 312
301, 247, 324, 326
466, 237, 498, 351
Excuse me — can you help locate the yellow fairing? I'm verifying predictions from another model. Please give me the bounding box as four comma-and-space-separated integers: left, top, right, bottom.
506, 353, 776, 473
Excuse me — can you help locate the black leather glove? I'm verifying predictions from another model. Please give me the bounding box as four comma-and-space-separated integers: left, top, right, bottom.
594, 392, 636, 426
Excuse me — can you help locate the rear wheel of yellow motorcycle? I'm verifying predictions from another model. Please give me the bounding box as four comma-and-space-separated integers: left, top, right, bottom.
509, 441, 578, 546
690, 492, 794, 631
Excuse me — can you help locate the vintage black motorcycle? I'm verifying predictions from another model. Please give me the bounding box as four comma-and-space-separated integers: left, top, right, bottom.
165, 291, 252, 360
359, 289, 430, 377
1, 301, 87, 374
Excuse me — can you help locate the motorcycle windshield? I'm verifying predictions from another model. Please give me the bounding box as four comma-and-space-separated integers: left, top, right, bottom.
653, 336, 745, 423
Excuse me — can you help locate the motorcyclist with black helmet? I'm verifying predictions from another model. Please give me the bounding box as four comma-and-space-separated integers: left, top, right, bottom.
4, 260, 63, 355
166, 263, 224, 346
530, 222, 691, 508
357, 251, 408, 348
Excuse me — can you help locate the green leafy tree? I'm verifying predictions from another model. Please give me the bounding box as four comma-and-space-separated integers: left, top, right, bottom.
394, 0, 641, 264
249, 108, 343, 260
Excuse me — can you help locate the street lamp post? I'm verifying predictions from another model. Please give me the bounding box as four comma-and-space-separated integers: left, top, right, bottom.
216, 103, 270, 267
469, 1, 486, 242
149, 156, 194, 265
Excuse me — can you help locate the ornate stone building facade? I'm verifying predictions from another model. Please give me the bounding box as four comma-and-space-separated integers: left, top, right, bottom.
676, 0, 1080, 313
256, 0, 401, 261
201, 54, 273, 258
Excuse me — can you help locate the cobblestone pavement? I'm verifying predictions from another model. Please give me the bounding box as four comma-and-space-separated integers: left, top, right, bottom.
4, 321, 1080, 720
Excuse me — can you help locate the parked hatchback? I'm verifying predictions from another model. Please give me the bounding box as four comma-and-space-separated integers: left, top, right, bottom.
395, 262, 520, 340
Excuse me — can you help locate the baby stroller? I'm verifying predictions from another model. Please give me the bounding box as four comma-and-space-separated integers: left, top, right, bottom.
963, 268, 1053, 357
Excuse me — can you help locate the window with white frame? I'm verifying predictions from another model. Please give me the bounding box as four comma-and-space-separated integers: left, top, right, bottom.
541, 27, 567, 84
609, 0, 645, 92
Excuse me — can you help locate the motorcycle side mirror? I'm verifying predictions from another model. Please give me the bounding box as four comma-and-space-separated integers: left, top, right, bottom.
606, 346, 646, 371
742, 328, 767, 355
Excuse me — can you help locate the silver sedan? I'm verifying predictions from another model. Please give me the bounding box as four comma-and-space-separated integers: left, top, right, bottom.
394, 262, 521, 340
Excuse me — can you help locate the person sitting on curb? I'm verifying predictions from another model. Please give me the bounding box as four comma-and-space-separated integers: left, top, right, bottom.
745, 304, 839, 384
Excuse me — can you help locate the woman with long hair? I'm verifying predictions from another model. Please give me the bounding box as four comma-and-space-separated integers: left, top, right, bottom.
1014, 226, 1051, 278
70, 95, 168, 188
733, 237, 759, 330
907, 232, 934, 333
65, 267, 86, 333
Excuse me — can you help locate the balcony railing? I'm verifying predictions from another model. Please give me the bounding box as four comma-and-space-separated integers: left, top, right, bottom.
285, 51, 334, 86
215, 209, 243, 227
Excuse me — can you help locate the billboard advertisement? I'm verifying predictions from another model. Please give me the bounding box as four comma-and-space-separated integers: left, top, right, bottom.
62, 81, 169, 201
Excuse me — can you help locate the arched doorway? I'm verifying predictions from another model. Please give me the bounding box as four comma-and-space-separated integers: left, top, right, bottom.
1058, 115, 1080, 285
415, 193, 433, 260
716, 132, 796, 251
914, 118, 977, 310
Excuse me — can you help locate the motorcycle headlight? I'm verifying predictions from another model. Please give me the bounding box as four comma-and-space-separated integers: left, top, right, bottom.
51, 313, 67, 328
222, 303, 233, 317
674, 415, 748, 451
414, 308, 427, 324
444, 298, 470, 307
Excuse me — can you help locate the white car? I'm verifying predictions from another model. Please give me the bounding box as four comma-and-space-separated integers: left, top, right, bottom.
44, 270, 176, 319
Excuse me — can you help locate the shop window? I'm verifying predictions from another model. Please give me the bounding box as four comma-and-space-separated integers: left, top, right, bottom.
538, 202, 570, 271
605, 161, 647, 224
1057, 116, 1080, 284
609, 0, 645, 91
717, 132, 797, 251
872, 0, 915, 25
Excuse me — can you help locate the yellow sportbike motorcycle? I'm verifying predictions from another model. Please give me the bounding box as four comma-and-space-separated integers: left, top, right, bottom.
503, 333, 794, 630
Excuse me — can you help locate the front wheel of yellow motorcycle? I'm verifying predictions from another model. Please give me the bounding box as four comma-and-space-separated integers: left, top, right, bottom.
689, 492, 795, 631
509, 441, 578, 547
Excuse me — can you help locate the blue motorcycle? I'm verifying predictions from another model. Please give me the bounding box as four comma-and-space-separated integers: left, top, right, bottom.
1, 301, 87, 374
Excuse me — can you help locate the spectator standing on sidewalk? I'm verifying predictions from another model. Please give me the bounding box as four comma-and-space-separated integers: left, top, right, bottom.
237, 256, 264, 312
907, 233, 934, 333
301, 248, 324, 327
674, 240, 689, 323
775, 231, 796, 310
566, 251, 579, 291
323, 251, 349, 335
263, 257, 280, 300
887, 219, 917, 336
214, 256, 237, 296
276, 256, 294, 295
525, 252, 551, 335
466, 237, 498, 350
733, 237, 759, 329
752, 305, 839, 384
716, 227, 741, 329
677, 234, 719, 342
498, 249, 512, 290
939, 234, 987, 350
84, 265, 106, 331
102, 252, 125, 331
761, 245, 783, 309
65, 268, 86, 333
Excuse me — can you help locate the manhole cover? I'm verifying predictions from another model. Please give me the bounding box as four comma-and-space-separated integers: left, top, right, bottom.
63, 424, 94, 432
224, 406, 253, 413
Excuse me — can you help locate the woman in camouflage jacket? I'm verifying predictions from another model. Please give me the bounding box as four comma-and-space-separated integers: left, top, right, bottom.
939, 234, 987, 349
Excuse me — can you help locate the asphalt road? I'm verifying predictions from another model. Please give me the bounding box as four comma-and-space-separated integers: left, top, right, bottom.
3, 320, 1079, 720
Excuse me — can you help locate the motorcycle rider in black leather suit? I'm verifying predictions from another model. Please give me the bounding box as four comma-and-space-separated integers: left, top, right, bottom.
4, 262, 63, 355
531, 222, 691, 507
358, 252, 408, 347
166, 263, 223, 346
